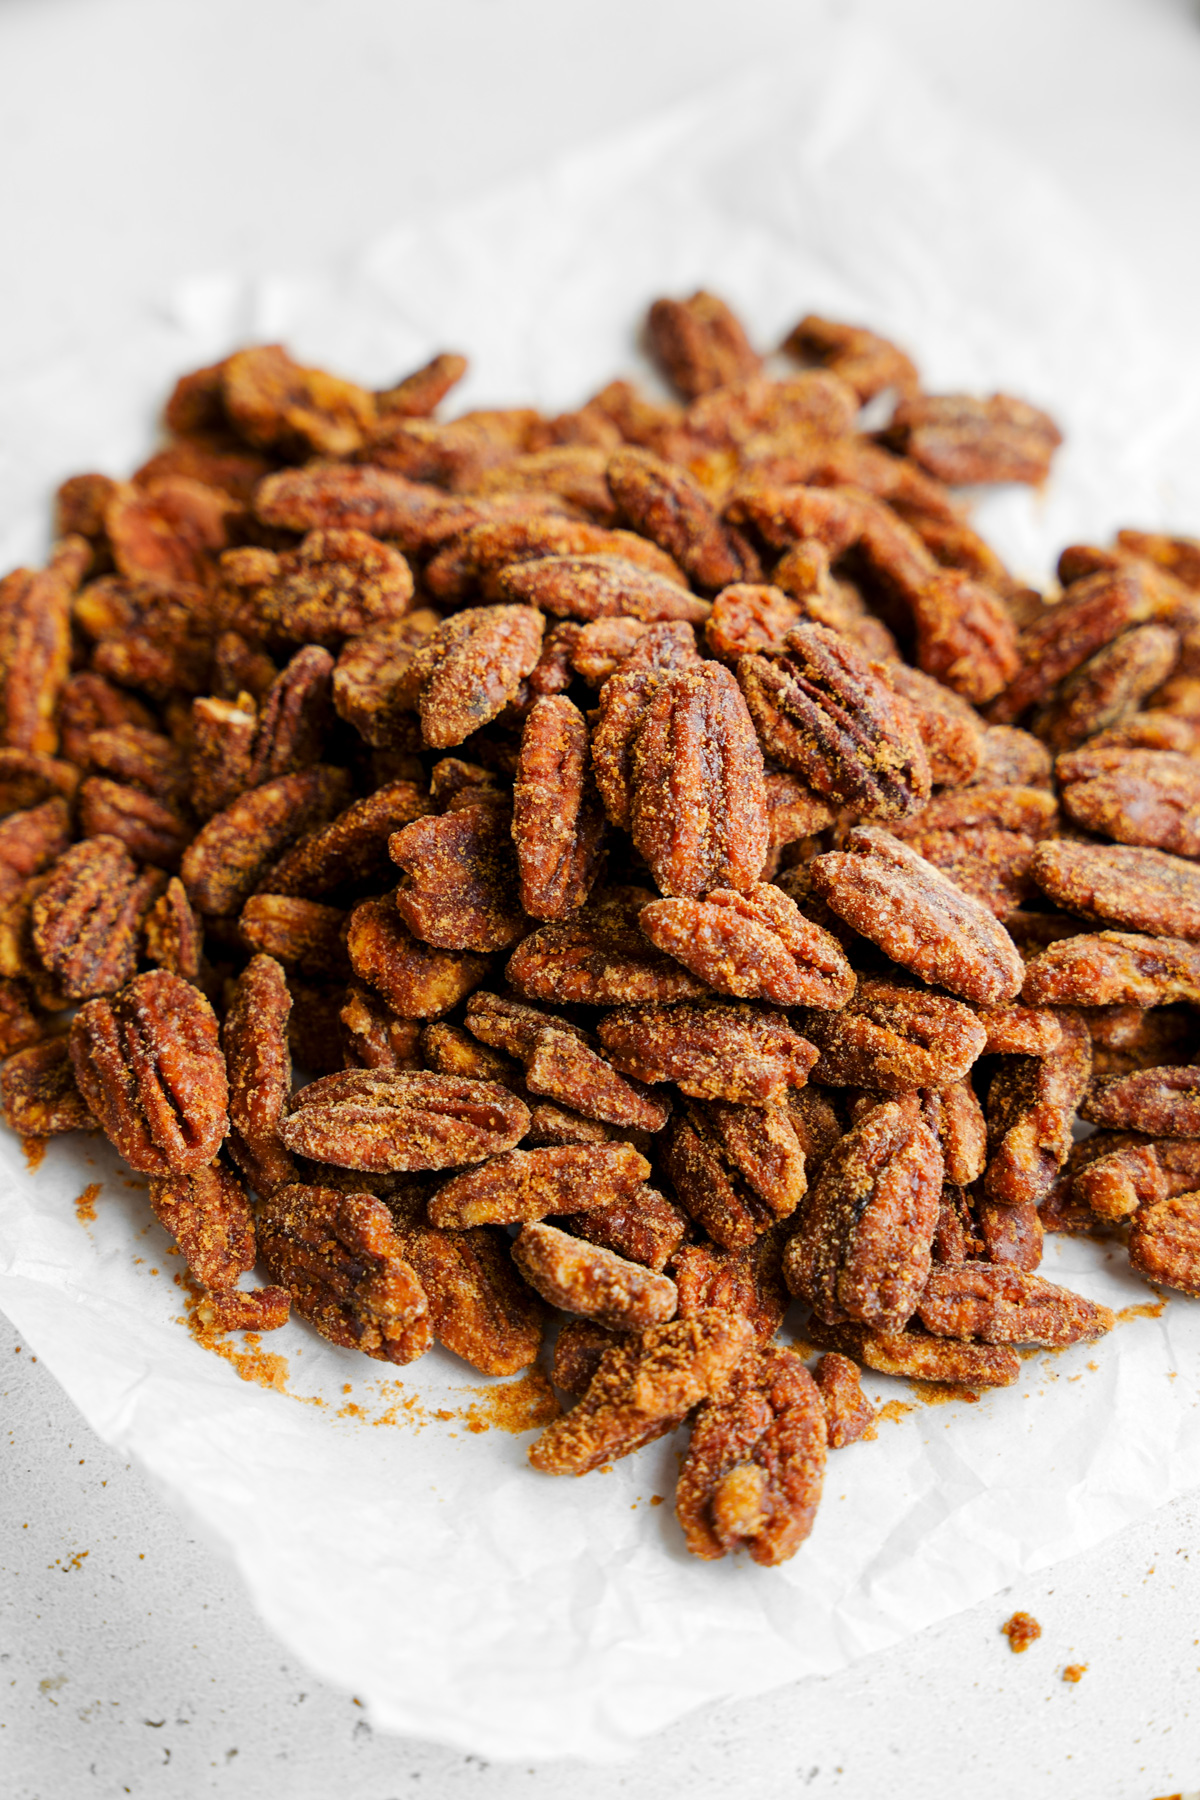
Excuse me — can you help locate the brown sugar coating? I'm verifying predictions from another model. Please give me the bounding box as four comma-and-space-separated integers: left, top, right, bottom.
663, 1099, 807, 1251
916, 1264, 1113, 1345
222, 954, 296, 1196
797, 979, 987, 1092
984, 1010, 1092, 1206
512, 1223, 678, 1331
811, 1352, 876, 1449
639, 884, 854, 1008
392, 1218, 544, 1374
280, 1069, 530, 1171
597, 1001, 817, 1107
427, 1143, 651, 1229
671, 1231, 789, 1345
511, 696, 606, 921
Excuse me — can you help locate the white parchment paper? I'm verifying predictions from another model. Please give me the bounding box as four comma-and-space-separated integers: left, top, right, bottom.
3, 18, 1200, 1762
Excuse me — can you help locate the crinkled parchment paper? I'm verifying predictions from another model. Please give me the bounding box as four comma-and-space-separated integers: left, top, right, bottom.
3, 18, 1200, 1763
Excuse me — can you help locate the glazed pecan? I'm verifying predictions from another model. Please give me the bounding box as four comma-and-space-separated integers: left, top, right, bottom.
222, 344, 376, 458
796, 979, 987, 1091
463, 989, 587, 1059
222, 953, 296, 1195
346, 898, 489, 1019
974, 1193, 1044, 1271
470, 445, 617, 519
262, 782, 431, 901
969, 726, 1053, 789
1128, 1191, 1200, 1297
279, 1070, 529, 1171
606, 447, 748, 592
916, 1264, 1113, 1346
885, 392, 1062, 486
0, 799, 73, 904
1057, 748, 1200, 857
989, 570, 1154, 724
662, 1099, 807, 1249
597, 1001, 817, 1107
391, 1218, 544, 1374
1071, 1137, 1164, 1221
810, 827, 1024, 1006
511, 697, 606, 921
70, 972, 228, 1175
257, 1182, 431, 1365
883, 662, 984, 788
811, 1352, 876, 1449
31, 836, 157, 1000
106, 476, 235, 588
671, 1231, 789, 1345
704, 583, 804, 664
390, 798, 526, 952
84, 724, 187, 801
220, 529, 413, 647
77, 778, 191, 871
1022, 931, 1200, 1008
428, 1142, 650, 1228
181, 766, 351, 918
676, 1345, 827, 1565
921, 1082, 988, 1186
1030, 839, 1200, 939
1033, 625, 1178, 752
984, 1010, 1092, 1205
638, 883, 854, 1007
551, 1319, 620, 1394
646, 292, 761, 399
75, 575, 216, 698
507, 885, 709, 1005
0, 537, 89, 754
782, 314, 918, 401
426, 514, 684, 603
513, 1223, 677, 1331
340, 988, 421, 1071
148, 1159, 256, 1292
527, 1309, 756, 1476
421, 1017, 523, 1088
523, 1031, 669, 1133
497, 554, 709, 624
801, 1317, 1021, 1387
0, 1037, 92, 1137
255, 462, 472, 538
738, 623, 931, 821
237, 895, 347, 977
1087, 1003, 1197, 1077
556, 1183, 687, 1273
783, 1098, 942, 1330
191, 645, 334, 816
977, 1005, 1064, 1057
331, 611, 442, 748
0, 751, 78, 821
1080, 1066, 1200, 1137
402, 605, 545, 748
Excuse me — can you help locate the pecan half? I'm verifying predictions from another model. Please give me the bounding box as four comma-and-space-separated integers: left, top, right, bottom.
222, 345, 376, 458
70, 972, 228, 1175
0, 538, 88, 754
511, 696, 606, 921
390, 798, 526, 952
75, 574, 215, 698
886, 392, 1062, 486
523, 1030, 669, 1133
556, 1183, 687, 1273
811, 1352, 876, 1448
497, 554, 709, 623
671, 1231, 789, 1344
181, 766, 352, 918
0, 798, 73, 903
391, 1218, 544, 1374
606, 447, 748, 592
513, 1223, 677, 1330
796, 979, 987, 1091
507, 885, 709, 1005
148, 1159, 256, 1292
647, 292, 761, 399
639, 883, 854, 1007
1022, 931, 1200, 1008
916, 1264, 1113, 1345
31, 836, 156, 1000
782, 314, 918, 402
220, 529, 414, 646
1033, 625, 1179, 752
1080, 1067, 1200, 1138
551, 1319, 620, 1394
989, 570, 1154, 724
974, 1194, 1044, 1270
984, 1010, 1092, 1204
341, 987, 422, 1071
1128, 1191, 1200, 1298
346, 897, 490, 1019
1057, 748, 1200, 857
0, 1037, 92, 1137
222, 953, 296, 1196
405, 605, 545, 748
802, 1317, 1021, 1387
662, 1099, 807, 1250
1030, 839, 1200, 939
597, 1001, 817, 1107
279, 1070, 529, 1171
428, 1142, 650, 1228
331, 611, 442, 748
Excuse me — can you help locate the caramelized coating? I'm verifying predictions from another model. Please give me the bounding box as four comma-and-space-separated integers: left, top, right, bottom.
507, 885, 709, 1005
984, 1010, 1092, 1205
663, 1099, 807, 1250
257, 1182, 431, 1365
498, 553, 709, 623
811, 1353, 876, 1448
598, 1001, 817, 1107
148, 1159, 256, 1292
279, 1069, 530, 1171
181, 767, 352, 918
676, 1345, 827, 1564
671, 1232, 789, 1345
346, 897, 489, 1019
31, 836, 151, 1000
406, 606, 544, 749
797, 979, 987, 1092
782, 314, 918, 402
1128, 1191, 1200, 1297
1058, 747, 1200, 857
646, 292, 761, 399
1081, 1066, 1200, 1138
1023, 930, 1200, 1008
221, 530, 413, 646
523, 1030, 669, 1133
783, 1098, 942, 1330
811, 827, 1024, 1005
391, 799, 526, 952
513, 1223, 678, 1331
511, 697, 606, 920
527, 1310, 755, 1476
886, 392, 1062, 486
639, 883, 854, 1007
0, 538, 89, 755
70, 972, 228, 1176
0, 1037, 92, 1137
606, 448, 748, 592
393, 1218, 544, 1375
802, 1317, 1021, 1387
969, 726, 1053, 790
918, 1263, 1112, 1345
222, 954, 296, 1196
557, 1183, 687, 1273
428, 1143, 651, 1228
1030, 839, 1200, 939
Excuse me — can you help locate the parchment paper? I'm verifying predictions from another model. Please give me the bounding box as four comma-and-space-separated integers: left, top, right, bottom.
3, 17, 1200, 1763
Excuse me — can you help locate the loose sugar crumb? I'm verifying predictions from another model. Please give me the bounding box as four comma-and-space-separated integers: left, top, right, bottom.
1001, 1611, 1042, 1653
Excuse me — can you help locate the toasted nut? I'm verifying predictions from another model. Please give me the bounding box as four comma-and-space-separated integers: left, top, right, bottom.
279, 1069, 530, 1172
428, 1143, 650, 1228
512, 1223, 678, 1330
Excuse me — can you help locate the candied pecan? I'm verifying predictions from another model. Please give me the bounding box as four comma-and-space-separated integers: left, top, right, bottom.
31, 836, 155, 1000
239, 895, 348, 978
1071, 1138, 1164, 1220
552, 1319, 619, 1394
526, 1103, 619, 1146
374, 350, 468, 419
523, 1031, 669, 1133
590, 665, 675, 831
201, 1288, 291, 1333
463, 989, 587, 1059
78, 779, 191, 871
1087, 1002, 1197, 1076
507, 885, 709, 1005
725, 482, 864, 557
639, 883, 854, 1007
340, 987, 421, 1070
598, 1001, 816, 1107
889, 785, 1058, 842
527, 1309, 756, 1476
764, 771, 837, 846
469, 445, 617, 519
0, 751, 78, 821
989, 570, 1155, 724
0, 1037, 92, 1137
661, 1099, 807, 1249
883, 786, 1055, 917
811, 1352, 876, 1448
796, 979, 987, 1091
70, 972, 228, 1175
1033, 625, 1179, 752
783, 1098, 942, 1330
0, 798, 72, 905
1058, 747, 1200, 857
969, 726, 1053, 789
511, 696, 605, 921
220, 529, 413, 646
263, 781, 431, 900
901, 567, 1019, 706
984, 1010, 1092, 1205
1030, 839, 1200, 939
429, 1142, 649, 1228
646, 292, 761, 399
977, 1005, 1064, 1057
221, 344, 375, 458
705, 583, 804, 663
84, 725, 187, 800
279, 1069, 529, 1171
75, 575, 216, 698
782, 315, 918, 401
626, 662, 769, 898
671, 1232, 788, 1344
188, 694, 257, 818
513, 1223, 677, 1331
391, 1217, 543, 1374
882, 662, 984, 787
106, 476, 236, 588
1087, 710, 1200, 755
222, 953, 296, 1196
676, 1344, 826, 1565
331, 611, 441, 748
347, 897, 488, 1020
497, 553, 709, 623
605, 447, 749, 592
0, 537, 89, 754
785, 1088, 845, 1173
739, 623, 931, 821
885, 393, 1061, 486
426, 515, 683, 603
1128, 1191, 1200, 1297
811, 826, 1024, 1005
1023, 930, 1200, 1008
142, 877, 203, 981
802, 1317, 1021, 1386
258, 1182, 431, 1364
181, 766, 351, 918
916, 1264, 1112, 1345
922, 1082, 987, 1186
257, 463, 475, 548
148, 1159, 256, 1291
405, 605, 544, 749
390, 799, 525, 952
56, 473, 118, 553
1081, 1066, 1200, 1137
134, 439, 270, 506
557, 1183, 687, 1273
974, 1194, 1043, 1270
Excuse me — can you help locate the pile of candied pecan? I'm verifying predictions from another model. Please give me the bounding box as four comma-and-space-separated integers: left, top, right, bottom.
3, 289, 1199, 1567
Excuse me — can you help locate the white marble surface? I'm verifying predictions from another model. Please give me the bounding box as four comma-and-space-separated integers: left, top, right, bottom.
4, 0, 1200, 1792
